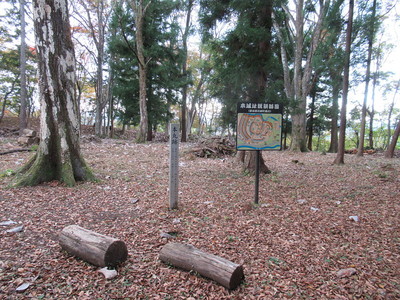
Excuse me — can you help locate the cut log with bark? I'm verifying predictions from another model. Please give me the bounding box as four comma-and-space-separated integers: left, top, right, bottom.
59, 225, 128, 267
159, 242, 244, 290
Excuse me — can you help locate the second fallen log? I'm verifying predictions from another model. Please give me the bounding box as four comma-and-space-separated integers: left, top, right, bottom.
59, 225, 128, 267
159, 242, 244, 289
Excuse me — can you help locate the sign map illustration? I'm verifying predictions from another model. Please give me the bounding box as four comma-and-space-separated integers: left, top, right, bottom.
236, 103, 283, 151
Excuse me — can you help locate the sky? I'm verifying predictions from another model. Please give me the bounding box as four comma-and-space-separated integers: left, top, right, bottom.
348, 0, 400, 115
1, 0, 399, 121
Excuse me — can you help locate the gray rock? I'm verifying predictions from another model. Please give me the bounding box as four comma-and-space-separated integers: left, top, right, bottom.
6, 225, 24, 233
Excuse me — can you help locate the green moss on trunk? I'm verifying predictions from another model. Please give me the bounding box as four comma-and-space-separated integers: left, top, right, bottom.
13, 151, 96, 187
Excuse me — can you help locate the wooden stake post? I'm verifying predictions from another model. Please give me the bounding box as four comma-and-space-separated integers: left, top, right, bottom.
169, 123, 179, 209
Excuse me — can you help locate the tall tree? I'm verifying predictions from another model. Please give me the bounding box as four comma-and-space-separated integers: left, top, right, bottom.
19, 0, 28, 133
108, 0, 182, 136
385, 79, 399, 152
71, 0, 112, 136
199, 0, 277, 173
357, 0, 378, 156
334, 0, 354, 165
130, 0, 150, 143
180, 0, 193, 142
15, 0, 95, 186
385, 119, 400, 158
273, 0, 332, 151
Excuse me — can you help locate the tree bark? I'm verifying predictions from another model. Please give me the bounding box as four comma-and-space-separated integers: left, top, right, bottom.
385, 120, 400, 158
59, 225, 128, 267
159, 242, 244, 290
15, 0, 95, 186
308, 86, 316, 151
237, 151, 271, 175
273, 1, 328, 152
19, 0, 28, 134
334, 0, 354, 165
357, 0, 377, 157
131, 0, 149, 143
328, 84, 340, 153
180, 0, 193, 142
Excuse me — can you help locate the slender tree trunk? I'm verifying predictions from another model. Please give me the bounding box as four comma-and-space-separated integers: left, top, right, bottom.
334, 0, 354, 165
19, 0, 28, 134
1, 81, 17, 123
16, 0, 95, 187
328, 84, 340, 153
369, 77, 376, 149
357, 0, 377, 156
386, 80, 399, 149
131, 0, 149, 143
180, 0, 193, 142
95, 0, 106, 137
385, 120, 400, 158
308, 87, 316, 151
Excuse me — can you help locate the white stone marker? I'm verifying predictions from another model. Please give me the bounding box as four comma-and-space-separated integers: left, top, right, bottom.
169, 123, 179, 209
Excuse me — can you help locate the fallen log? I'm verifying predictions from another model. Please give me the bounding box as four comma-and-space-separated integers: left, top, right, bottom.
159, 242, 244, 290
0, 148, 32, 155
59, 225, 128, 267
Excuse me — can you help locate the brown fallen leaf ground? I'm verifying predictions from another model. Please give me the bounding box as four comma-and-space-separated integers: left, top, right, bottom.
1, 130, 399, 299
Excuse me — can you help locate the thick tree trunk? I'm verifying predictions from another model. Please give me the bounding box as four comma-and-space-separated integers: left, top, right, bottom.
159, 242, 244, 290
291, 110, 308, 152
237, 151, 271, 175
334, 0, 354, 165
15, 0, 95, 186
59, 225, 128, 267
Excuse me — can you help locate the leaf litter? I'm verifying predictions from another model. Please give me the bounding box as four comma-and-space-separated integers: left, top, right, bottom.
0, 138, 399, 299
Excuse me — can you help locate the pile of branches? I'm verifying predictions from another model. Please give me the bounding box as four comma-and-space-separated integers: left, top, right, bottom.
0, 128, 19, 137
189, 136, 236, 158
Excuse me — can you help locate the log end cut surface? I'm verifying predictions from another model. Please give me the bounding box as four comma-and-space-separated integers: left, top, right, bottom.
105, 240, 128, 267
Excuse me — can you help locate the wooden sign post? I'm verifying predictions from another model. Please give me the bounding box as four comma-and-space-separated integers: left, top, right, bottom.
169, 123, 179, 209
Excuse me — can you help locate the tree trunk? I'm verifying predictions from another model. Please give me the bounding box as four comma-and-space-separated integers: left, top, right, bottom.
273, 1, 328, 152
328, 84, 340, 153
1, 81, 17, 123
357, 0, 377, 157
159, 242, 244, 290
308, 89, 316, 151
132, 0, 149, 143
385, 120, 400, 158
19, 0, 28, 134
237, 151, 271, 175
291, 110, 308, 152
59, 225, 128, 267
334, 0, 354, 165
15, 0, 95, 186
386, 80, 399, 149
180, 1, 192, 142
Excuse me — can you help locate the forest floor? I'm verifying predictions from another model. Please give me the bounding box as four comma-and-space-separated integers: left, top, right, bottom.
0, 118, 399, 299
